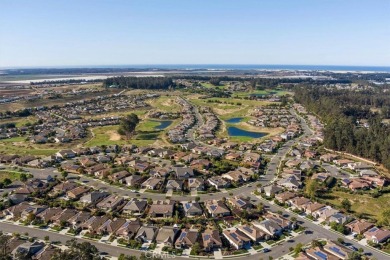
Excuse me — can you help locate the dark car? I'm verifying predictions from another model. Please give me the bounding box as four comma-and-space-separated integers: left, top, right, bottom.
263, 248, 271, 253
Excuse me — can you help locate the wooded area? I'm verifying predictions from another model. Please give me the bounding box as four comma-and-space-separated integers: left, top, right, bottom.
294, 85, 390, 170
103, 76, 173, 89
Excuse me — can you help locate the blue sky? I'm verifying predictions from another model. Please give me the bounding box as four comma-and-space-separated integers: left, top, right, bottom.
0, 0, 389, 67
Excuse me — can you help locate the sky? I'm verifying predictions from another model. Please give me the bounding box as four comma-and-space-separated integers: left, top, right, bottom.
0, 0, 389, 67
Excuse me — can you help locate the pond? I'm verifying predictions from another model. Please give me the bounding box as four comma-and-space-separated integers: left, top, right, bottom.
225, 117, 243, 123
152, 120, 173, 130
227, 126, 266, 138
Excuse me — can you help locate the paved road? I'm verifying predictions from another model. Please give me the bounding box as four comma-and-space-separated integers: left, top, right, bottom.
243, 194, 388, 260
0, 222, 164, 259
5, 106, 369, 259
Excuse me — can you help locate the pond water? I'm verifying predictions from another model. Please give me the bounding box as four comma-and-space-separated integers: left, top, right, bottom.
225, 117, 243, 123
227, 126, 266, 138
153, 120, 173, 130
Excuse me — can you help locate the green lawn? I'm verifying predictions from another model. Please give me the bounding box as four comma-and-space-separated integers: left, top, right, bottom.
0, 170, 22, 182
0, 136, 27, 143
321, 190, 390, 220
85, 125, 128, 147
136, 120, 161, 132
234, 89, 293, 98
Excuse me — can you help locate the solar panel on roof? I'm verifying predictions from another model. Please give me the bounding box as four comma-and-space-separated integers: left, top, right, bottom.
243, 226, 253, 233
237, 200, 245, 206
204, 234, 210, 240
230, 232, 239, 241
179, 232, 187, 240
314, 251, 327, 260
210, 205, 217, 211
330, 246, 345, 257
185, 203, 191, 209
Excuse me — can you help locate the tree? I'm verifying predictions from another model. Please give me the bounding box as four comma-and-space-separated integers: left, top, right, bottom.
379, 208, 390, 226
190, 242, 201, 255
53, 239, 102, 260
305, 179, 320, 199
61, 171, 68, 180
311, 240, 322, 248
118, 254, 137, 260
0, 233, 12, 260
118, 113, 140, 139
19, 173, 28, 183
44, 236, 49, 242
257, 203, 264, 212
341, 198, 352, 212
294, 243, 303, 255
2, 178, 11, 187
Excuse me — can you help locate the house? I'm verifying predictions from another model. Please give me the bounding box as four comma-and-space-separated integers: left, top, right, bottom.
52, 181, 78, 195
329, 212, 349, 225
79, 191, 109, 206
96, 195, 124, 211
190, 159, 211, 171
12, 241, 45, 259
115, 220, 142, 239
275, 191, 297, 203
208, 176, 230, 189
68, 211, 91, 230
228, 196, 254, 211
4, 202, 31, 219
237, 225, 265, 242
323, 241, 352, 260
225, 152, 242, 161
135, 225, 159, 243
288, 197, 311, 210
202, 229, 222, 252
306, 247, 336, 260
303, 202, 326, 216
51, 209, 79, 225
124, 175, 144, 187
334, 159, 354, 167
81, 215, 110, 234
97, 218, 127, 235
314, 206, 339, 222
66, 186, 90, 200
320, 153, 338, 162
122, 199, 148, 215
20, 205, 48, 220
264, 213, 293, 230
141, 177, 163, 190
262, 185, 283, 197
346, 219, 374, 235
56, 150, 76, 159
222, 228, 251, 250
108, 170, 130, 182
205, 200, 230, 218
174, 167, 194, 179
348, 179, 371, 191
85, 164, 106, 175
155, 226, 179, 247
187, 178, 204, 191
252, 219, 283, 238
166, 180, 184, 191
32, 245, 59, 260
175, 229, 199, 249
222, 170, 250, 183
149, 201, 174, 218
150, 167, 172, 178
364, 227, 390, 244
278, 176, 301, 190
182, 202, 203, 217
36, 208, 63, 223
